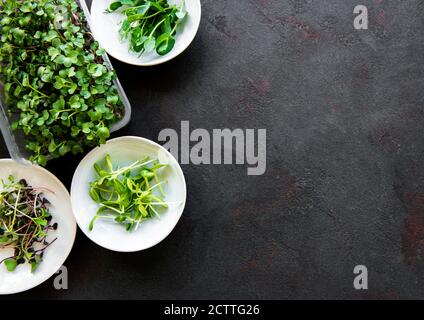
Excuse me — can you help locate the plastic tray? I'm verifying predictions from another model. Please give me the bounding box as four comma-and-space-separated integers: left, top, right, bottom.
0, 0, 132, 164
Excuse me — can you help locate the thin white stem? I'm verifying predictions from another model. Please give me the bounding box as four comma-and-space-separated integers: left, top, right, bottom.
149, 205, 161, 220
100, 204, 123, 214
148, 181, 166, 191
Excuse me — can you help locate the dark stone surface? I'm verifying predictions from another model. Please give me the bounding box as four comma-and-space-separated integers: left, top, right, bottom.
3, 0, 424, 299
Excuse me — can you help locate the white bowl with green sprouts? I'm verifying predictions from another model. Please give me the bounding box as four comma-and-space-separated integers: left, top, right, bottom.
70, 136, 187, 252
88, 0, 201, 66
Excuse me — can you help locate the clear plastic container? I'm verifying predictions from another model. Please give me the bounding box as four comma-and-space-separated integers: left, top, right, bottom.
0, 0, 132, 164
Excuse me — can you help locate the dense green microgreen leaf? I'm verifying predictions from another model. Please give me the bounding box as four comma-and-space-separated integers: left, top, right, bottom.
156, 33, 176, 56
0, 0, 125, 166
0, 177, 57, 273
4, 258, 17, 272
106, 1, 123, 13
105, 0, 187, 57
88, 154, 178, 232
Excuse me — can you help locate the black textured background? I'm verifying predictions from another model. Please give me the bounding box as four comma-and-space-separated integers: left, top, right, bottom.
2, 0, 424, 299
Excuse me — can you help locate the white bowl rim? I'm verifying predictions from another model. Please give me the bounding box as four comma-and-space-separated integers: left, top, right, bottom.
70, 136, 187, 252
0, 159, 76, 295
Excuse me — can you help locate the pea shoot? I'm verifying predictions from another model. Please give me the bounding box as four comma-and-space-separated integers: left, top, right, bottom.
0, 0, 124, 166
89, 154, 169, 232
106, 0, 187, 56
0, 176, 57, 273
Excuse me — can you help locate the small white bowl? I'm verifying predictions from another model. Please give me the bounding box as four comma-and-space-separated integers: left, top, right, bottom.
0, 159, 76, 295
70, 136, 187, 252
88, 0, 202, 66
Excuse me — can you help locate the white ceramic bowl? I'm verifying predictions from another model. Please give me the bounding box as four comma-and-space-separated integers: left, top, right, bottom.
88, 0, 202, 66
0, 159, 76, 295
70, 136, 187, 252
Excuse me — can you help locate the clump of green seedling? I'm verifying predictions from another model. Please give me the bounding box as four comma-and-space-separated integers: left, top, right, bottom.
0, 176, 57, 272
106, 0, 187, 56
0, 0, 124, 166
89, 154, 170, 231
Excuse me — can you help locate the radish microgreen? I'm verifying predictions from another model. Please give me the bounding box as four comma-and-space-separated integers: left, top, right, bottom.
0, 176, 57, 272
0, 0, 124, 166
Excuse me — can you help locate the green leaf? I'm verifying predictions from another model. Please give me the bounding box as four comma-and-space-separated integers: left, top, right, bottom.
81, 90, 91, 99
96, 127, 110, 139
68, 82, 77, 95
42, 110, 50, 120
71, 126, 81, 137
14, 85, 23, 97
4, 258, 17, 272
33, 218, 48, 226
115, 215, 127, 223
48, 47, 60, 60
55, 55, 73, 68
44, 30, 58, 42
121, 0, 137, 4
0, 236, 10, 243
137, 4, 150, 16
156, 34, 175, 56
12, 28, 26, 42
138, 204, 148, 217
88, 64, 106, 78
140, 170, 154, 179
89, 187, 100, 202
53, 96, 66, 110
105, 154, 113, 171
72, 144, 84, 154
36, 117, 45, 126
82, 122, 92, 134
37, 155, 47, 166
41, 70, 53, 83
70, 95, 81, 109
53, 77, 66, 90
48, 139, 57, 153
106, 95, 119, 105
93, 164, 103, 177
31, 261, 40, 273
113, 179, 126, 194
150, 1, 165, 11
107, 2, 122, 12
126, 222, 134, 231
58, 144, 71, 156
22, 74, 30, 87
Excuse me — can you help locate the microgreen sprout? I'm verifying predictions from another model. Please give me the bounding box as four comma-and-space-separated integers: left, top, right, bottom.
106, 0, 187, 56
0, 175, 57, 272
0, 0, 124, 166
89, 154, 173, 232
